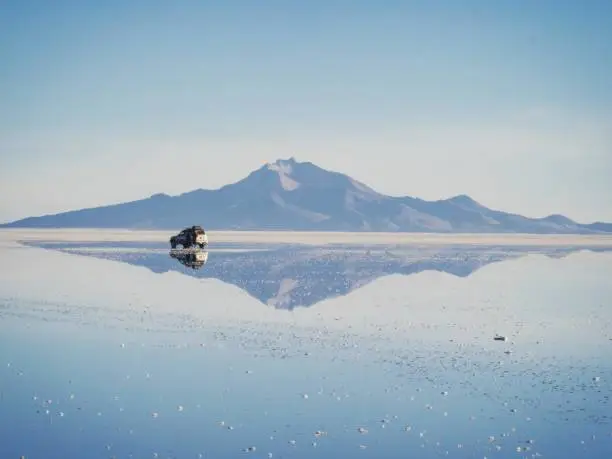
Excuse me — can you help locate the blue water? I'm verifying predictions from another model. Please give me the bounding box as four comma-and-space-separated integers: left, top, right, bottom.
1, 237, 611, 458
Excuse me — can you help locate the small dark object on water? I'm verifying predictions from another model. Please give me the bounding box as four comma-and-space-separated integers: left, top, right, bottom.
494, 335, 507, 341
169, 225, 208, 249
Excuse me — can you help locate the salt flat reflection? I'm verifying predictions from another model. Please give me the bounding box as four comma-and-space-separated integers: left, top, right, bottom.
26, 241, 612, 310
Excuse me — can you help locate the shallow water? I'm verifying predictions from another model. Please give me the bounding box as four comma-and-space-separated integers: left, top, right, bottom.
1, 234, 611, 458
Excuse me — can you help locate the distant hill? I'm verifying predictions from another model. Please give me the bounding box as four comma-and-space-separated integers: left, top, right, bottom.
3, 158, 612, 234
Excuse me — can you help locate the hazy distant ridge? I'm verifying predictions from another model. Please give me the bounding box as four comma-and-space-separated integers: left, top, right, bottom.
3, 158, 611, 234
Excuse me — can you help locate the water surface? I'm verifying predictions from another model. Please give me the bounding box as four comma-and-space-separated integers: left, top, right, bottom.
1, 233, 611, 458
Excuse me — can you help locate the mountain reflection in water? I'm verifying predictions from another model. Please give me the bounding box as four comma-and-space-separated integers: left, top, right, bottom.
26, 241, 612, 310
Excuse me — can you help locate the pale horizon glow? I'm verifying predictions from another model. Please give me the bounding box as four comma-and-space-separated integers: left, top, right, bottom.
1, 0, 611, 224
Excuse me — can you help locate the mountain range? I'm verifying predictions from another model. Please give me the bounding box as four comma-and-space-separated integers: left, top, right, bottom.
4, 158, 612, 233
22, 241, 612, 309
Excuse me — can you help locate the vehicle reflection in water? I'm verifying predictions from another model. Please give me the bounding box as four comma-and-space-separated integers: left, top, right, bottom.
169, 248, 209, 270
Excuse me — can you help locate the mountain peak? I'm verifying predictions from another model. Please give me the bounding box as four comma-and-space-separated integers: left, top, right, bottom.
542, 214, 575, 225
265, 157, 298, 169
225, 157, 380, 197
266, 157, 296, 171
264, 157, 300, 190
445, 194, 483, 208
273, 156, 298, 164
448, 194, 476, 203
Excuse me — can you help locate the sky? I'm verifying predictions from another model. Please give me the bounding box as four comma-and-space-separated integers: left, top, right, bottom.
1, 0, 611, 224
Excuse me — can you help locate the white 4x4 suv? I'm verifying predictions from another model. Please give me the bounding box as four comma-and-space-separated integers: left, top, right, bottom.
169, 226, 208, 249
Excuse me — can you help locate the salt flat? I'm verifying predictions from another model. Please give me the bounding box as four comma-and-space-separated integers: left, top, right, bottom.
1, 229, 612, 459
2, 227, 612, 247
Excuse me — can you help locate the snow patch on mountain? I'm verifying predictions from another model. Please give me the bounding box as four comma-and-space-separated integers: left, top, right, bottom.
267, 159, 300, 191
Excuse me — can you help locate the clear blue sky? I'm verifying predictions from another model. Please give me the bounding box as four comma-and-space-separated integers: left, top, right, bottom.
1, 0, 611, 223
